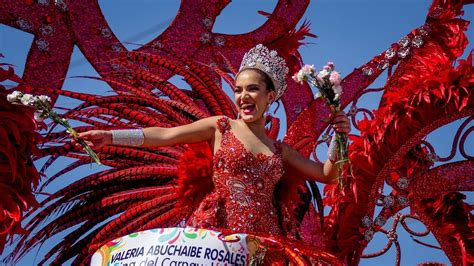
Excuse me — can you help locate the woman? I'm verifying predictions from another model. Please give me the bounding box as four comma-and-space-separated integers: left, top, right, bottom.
77, 44, 351, 237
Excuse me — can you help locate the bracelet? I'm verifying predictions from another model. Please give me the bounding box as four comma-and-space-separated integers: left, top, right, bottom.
111, 129, 144, 146
327, 134, 337, 162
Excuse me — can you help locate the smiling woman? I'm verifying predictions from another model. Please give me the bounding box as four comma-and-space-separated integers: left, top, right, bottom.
1, 0, 472, 265
234, 69, 276, 121
74, 43, 350, 263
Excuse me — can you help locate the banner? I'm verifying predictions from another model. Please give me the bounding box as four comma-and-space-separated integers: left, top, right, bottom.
91, 227, 254, 266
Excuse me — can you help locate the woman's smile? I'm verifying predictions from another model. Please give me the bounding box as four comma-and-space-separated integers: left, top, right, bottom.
241, 103, 256, 115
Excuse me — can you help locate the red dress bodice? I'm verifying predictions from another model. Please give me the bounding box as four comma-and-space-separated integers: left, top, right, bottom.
187, 117, 284, 236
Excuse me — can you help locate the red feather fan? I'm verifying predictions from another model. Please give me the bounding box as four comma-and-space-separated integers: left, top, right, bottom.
0, 85, 41, 253
175, 142, 214, 210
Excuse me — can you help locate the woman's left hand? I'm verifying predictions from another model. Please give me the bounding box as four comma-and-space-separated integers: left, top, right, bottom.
331, 111, 351, 136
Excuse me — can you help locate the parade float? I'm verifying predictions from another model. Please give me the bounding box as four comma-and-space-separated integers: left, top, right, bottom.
0, 0, 472, 265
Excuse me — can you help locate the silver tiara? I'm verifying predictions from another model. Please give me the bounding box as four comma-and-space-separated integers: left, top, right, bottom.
238, 44, 289, 100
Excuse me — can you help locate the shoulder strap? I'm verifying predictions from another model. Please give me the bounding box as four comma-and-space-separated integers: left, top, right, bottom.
216, 116, 231, 134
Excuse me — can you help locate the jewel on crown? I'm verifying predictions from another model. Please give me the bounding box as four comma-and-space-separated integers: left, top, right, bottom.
238, 44, 289, 100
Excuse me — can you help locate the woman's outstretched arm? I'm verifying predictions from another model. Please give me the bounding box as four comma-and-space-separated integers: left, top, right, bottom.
282, 145, 338, 184
77, 116, 223, 149
281, 111, 350, 184
141, 116, 223, 147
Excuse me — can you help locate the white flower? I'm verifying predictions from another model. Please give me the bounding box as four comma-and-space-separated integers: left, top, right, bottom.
20, 94, 35, 106
7, 91, 22, 102
317, 69, 330, 82
296, 70, 306, 82
334, 93, 341, 100
33, 96, 40, 103
292, 71, 305, 84
11, 90, 22, 98
7, 94, 17, 103
38, 95, 51, 103
34, 111, 46, 122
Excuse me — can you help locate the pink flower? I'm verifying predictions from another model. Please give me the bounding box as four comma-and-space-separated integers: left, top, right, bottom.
301, 64, 315, 75
333, 85, 342, 100
34, 111, 46, 122
327, 61, 335, 70
292, 70, 306, 84
292, 73, 299, 82
329, 71, 341, 86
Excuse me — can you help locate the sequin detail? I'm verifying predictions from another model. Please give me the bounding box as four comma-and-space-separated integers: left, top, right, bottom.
187, 117, 284, 236
112, 129, 144, 146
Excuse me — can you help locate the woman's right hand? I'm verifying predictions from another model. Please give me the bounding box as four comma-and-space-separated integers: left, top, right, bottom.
76, 130, 113, 149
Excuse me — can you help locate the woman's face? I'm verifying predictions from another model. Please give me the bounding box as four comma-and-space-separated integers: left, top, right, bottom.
234, 69, 276, 123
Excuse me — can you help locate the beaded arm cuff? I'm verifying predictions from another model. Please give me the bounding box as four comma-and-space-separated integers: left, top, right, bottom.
112, 129, 145, 147
327, 134, 337, 162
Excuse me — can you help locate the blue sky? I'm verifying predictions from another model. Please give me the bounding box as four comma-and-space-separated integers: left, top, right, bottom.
1, 0, 473, 265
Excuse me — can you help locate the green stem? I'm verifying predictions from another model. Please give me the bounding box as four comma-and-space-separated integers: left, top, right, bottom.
38, 100, 101, 165
330, 105, 348, 191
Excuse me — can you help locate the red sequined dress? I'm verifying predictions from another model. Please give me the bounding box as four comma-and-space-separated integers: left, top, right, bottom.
187, 116, 284, 236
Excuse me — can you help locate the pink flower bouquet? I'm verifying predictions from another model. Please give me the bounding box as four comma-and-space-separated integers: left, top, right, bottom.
293, 63, 349, 189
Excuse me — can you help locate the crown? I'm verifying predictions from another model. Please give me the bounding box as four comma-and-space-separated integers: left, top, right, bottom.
238, 44, 289, 100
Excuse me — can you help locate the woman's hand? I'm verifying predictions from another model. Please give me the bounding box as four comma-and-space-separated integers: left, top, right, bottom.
330, 111, 351, 136
76, 130, 112, 149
